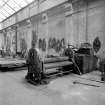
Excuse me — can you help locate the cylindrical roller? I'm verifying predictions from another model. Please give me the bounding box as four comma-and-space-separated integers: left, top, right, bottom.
44, 56, 69, 64
44, 61, 73, 69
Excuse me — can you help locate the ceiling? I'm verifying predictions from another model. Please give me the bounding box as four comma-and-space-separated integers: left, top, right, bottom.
0, 0, 34, 22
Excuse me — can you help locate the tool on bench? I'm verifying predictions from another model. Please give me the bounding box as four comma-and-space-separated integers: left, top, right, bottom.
73, 81, 100, 87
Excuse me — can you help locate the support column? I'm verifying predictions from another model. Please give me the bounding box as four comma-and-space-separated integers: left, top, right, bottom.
85, 0, 88, 43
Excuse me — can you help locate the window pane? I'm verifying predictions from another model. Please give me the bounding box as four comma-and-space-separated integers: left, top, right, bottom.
3, 0, 9, 2
0, 10, 6, 19
0, 1, 5, 7
7, 0, 20, 11
0, 14, 5, 19
25, 0, 34, 3
0, 8, 9, 17
14, 0, 27, 7
0, 0, 35, 22
3, 4, 14, 14
0, 18, 3, 22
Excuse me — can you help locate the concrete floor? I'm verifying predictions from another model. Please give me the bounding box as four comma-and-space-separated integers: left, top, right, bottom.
0, 70, 105, 105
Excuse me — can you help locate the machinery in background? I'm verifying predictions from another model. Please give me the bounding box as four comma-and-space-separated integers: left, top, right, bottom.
42, 43, 82, 78
25, 56, 74, 85
74, 43, 97, 74
25, 42, 97, 85
63, 44, 82, 75
99, 59, 105, 81
25, 44, 82, 85
75, 43, 94, 55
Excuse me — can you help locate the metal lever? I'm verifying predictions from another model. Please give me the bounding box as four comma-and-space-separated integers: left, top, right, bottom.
73, 81, 100, 87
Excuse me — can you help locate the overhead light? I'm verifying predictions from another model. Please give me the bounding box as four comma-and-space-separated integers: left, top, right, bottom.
27, 19, 31, 24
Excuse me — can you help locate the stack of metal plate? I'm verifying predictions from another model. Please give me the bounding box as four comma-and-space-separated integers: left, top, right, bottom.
0, 58, 26, 71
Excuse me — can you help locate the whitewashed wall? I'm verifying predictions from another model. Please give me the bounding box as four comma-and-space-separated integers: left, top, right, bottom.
1, 0, 105, 58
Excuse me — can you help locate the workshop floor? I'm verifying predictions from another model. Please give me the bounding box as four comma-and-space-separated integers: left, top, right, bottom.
0, 70, 105, 105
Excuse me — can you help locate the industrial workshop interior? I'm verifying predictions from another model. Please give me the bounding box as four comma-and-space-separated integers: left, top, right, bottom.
0, 0, 105, 105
